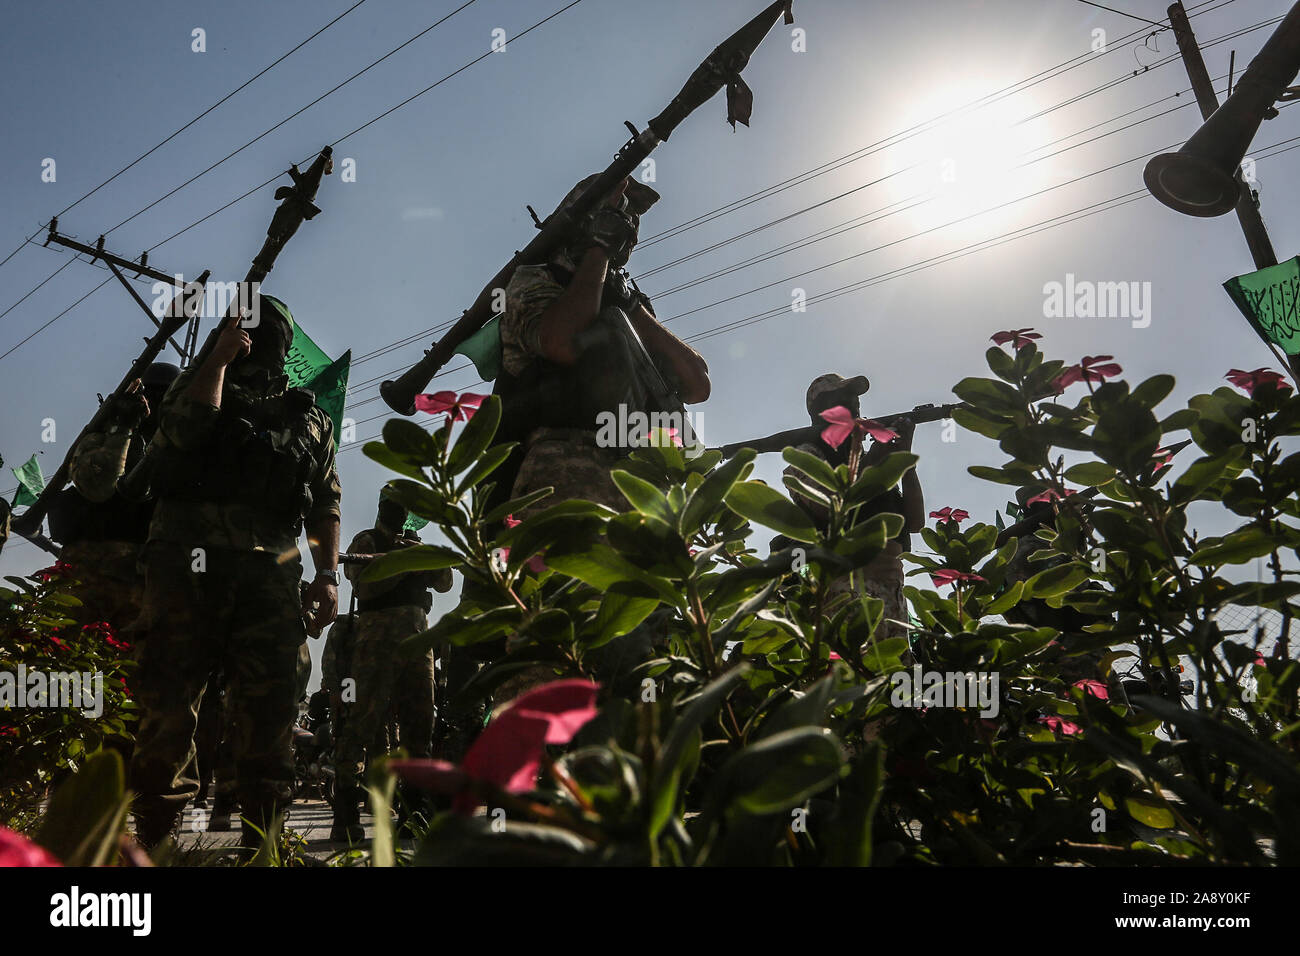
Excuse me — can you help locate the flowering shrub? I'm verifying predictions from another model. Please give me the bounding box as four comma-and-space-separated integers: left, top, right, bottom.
351, 346, 1299, 866
0, 564, 136, 824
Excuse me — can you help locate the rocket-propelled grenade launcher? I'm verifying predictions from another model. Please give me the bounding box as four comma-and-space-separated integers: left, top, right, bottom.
380, 0, 795, 415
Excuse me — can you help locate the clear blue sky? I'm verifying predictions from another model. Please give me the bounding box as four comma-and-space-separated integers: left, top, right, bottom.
2, 0, 1296, 665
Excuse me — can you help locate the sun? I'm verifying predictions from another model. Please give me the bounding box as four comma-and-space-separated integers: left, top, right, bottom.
872, 91, 1062, 245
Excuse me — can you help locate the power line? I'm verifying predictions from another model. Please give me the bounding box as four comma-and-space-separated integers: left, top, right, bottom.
637, 0, 1239, 249
0, 276, 114, 363
335, 49, 1219, 391
0, 0, 372, 276
147, 0, 584, 255
102, 0, 483, 237
338, 70, 1240, 395
1073, 0, 1168, 28
0, 0, 584, 365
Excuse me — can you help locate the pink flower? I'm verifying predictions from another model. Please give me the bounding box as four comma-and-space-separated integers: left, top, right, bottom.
499, 514, 546, 573
1039, 715, 1082, 736
991, 328, 1042, 350
1074, 679, 1109, 701
1055, 355, 1123, 390
0, 827, 61, 867
929, 569, 986, 588
385, 759, 469, 795
392, 679, 600, 813
1225, 367, 1292, 398
930, 507, 971, 526
34, 561, 73, 582
413, 390, 485, 422
1025, 486, 1076, 506
819, 405, 899, 450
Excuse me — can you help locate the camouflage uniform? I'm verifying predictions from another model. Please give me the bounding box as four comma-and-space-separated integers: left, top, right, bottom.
321, 614, 393, 765
129, 367, 340, 847
53, 366, 180, 633
56, 429, 151, 631
333, 525, 449, 836
499, 266, 630, 516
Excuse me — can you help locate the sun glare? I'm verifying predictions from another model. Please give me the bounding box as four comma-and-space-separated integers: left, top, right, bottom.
872, 91, 1063, 245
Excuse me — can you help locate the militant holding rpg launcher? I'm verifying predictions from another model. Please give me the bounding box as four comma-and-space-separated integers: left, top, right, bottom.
380, 0, 796, 415
719, 402, 965, 459
9, 271, 212, 544
116, 147, 334, 502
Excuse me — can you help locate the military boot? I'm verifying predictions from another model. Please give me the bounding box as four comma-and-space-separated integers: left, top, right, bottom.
330, 787, 365, 843
207, 792, 238, 832
133, 808, 181, 853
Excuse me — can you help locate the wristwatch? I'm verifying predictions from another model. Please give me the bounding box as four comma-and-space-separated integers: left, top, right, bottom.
316, 569, 340, 586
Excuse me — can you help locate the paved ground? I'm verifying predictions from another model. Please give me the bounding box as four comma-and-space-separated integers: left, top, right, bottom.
173, 795, 386, 863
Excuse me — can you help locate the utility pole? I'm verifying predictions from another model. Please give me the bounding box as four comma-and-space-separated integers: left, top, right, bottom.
1163, 1, 1299, 380
1166, 1, 1278, 270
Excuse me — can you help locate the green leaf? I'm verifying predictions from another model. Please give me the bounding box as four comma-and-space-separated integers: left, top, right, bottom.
382, 418, 441, 464
1125, 793, 1175, 830
952, 376, 1024, 415
400, 606, 522, 653
35, 750, 129, 866
826, 743, 884, 866
590, 593, 659, 648
713, 727, 844, 816
681, 448, 755, 534
482, 487, 555, 526
362, 442, 428, 483
1063, 462, 1117, 486
1131, 374, 1176, 411
359, 544, 462, 583
545, 544, 680, 607
848, 452, 918, 502
447, 395, 503, 475
1190, 526, 1280, 566
759, 676, 834, 739
456, 443, 515, 495
611, 470, 675, 527
1025, 563, 1089, 598
782, 446, 840, 492
652, 667, 750, 821
725, 481, 819, 544
986, 345, 1017, 383
952, 404, 1012, 441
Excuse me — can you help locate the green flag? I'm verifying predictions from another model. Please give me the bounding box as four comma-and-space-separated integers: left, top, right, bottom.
1223, 256, 1300, 355
285, 322, 350, 445
285, 320, 334, 389
11, 454, 45, 507
453, 315, 502, 381
305, 350, 351, 446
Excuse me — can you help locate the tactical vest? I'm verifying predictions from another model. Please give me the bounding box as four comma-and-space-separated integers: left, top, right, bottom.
151, 386, 321, 540
355, 575, 433, 614
354, 529, 434, 613
489, 266, 682, 510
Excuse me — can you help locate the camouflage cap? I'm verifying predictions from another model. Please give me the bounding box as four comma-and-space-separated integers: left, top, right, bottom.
806, 373, 870, 417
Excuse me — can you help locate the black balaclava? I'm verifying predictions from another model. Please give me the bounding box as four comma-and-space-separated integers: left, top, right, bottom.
227, 295, 293, 392
377, 496, 408, 536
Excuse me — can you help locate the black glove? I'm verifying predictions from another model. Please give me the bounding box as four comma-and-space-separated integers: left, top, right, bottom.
105, 390, 149, 431
578, 207, 639, 264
